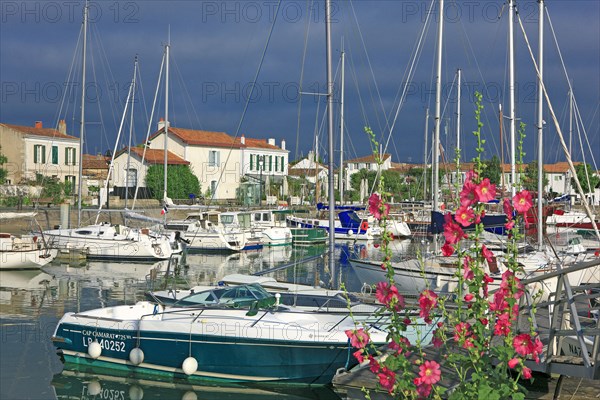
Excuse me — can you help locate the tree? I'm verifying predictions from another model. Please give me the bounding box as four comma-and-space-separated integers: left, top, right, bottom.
0, 146, 8, 184
481, 155, 501, 185
522, 161, 548, 192
350, 169, 377, 193
572, 163, 600, 193
145, 165, 201, 200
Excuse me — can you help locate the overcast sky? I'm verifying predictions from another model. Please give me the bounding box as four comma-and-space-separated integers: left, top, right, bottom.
1, 0, 598, 167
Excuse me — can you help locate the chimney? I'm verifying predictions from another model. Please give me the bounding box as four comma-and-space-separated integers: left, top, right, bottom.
267, 138, 276, 146
58, 119, 67, 135
157, 118, 169, 131
240, 134, 245, 145
34, 121, 43, 129
281, 139, 286, 150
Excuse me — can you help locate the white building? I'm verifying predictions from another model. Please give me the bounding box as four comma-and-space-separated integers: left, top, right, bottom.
0, 120, 80, 186
147, 121, 288, 200
345, 153, 392, 189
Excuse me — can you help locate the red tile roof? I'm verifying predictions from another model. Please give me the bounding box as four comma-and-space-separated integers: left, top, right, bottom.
346, 153, 391, 163
239, 137, 282, 150
116, 147, 190, 165
544, 162, 582, 173
1, 123, 78, 140
82, 154, 109, 170
167, 127, 242, 148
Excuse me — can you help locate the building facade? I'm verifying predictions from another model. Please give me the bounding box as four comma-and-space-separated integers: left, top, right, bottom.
0, 121, 80, 186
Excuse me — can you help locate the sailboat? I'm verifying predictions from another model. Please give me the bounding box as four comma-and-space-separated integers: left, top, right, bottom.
0, 212, 57, 269
43, 6, 178, 262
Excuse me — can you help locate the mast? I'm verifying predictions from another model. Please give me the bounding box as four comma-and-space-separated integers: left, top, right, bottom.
536, 0, 544, 249
124, 56, 138, 210
163, 40, 170, 207
77, 1, 88, 227
509, 0, 517, 196
339, 39, 345, 205
423, 107, 429, 200
500, 104, 504, 191
432, 0, 444, 210
325, 0, 336, 285
456, 68, 461, 177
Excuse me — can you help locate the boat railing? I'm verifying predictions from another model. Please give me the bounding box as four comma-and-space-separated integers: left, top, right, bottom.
514, 257, 600, 380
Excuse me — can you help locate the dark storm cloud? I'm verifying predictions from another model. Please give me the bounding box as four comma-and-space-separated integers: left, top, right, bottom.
1, 0, 598, 164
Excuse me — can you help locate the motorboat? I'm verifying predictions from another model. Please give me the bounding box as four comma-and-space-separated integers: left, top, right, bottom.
0, 233, 57, 269
52, 283, 389, 384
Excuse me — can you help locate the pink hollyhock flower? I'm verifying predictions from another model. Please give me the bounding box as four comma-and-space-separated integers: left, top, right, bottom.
482, 244, 495, 264
479, 317, 489, 326
375, 281, 405, 310
453, 322, 471, 343
522, 366, 533, 380
505, 220, 515, 231
444, 220, 466, 245
415, 383, 432, 398
508, 358, 520, 369
369, 193, 390, 220
377, 367, 396, 393
345, 328, 370, 349
403, 317, 412, 325
465, 169, 478, 183
459, 180, 479, 207
368, 355, 380, 373
513, 333, 533, 356
441, 242, 454, 256
493, 312, 511, 336
432, 334, 443, 348
475, 178, 496, 203
531, 337, 543, 363
353, 349, 365, 363
419, 290, 438, 323
463, 257, 474, 280
455, 205, 475, 227
513, 190, 533, 214
418, 360, 442, 385
464, 293, 474, 302
489, 291, 509, 312
503, 198, 514, 219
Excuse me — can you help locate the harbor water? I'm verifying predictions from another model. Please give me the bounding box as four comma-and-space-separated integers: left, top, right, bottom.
0, 239, 420, 400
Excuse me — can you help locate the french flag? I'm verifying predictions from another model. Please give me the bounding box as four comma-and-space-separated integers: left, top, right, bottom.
161, 205, 168, 215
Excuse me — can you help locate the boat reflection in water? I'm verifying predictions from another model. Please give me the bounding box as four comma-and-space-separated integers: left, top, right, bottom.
52, 367, 340, 400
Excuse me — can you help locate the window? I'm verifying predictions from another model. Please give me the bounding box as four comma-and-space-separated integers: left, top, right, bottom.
209, 150, 220, 167
210, 180, 217, 196
126, 168, 137, 188
33, 145, 46, 164
281, 156, 285, 172
275, 156, 278, 172
250, 154, 254, 171
52, 146, 58, 164
355, 163, 359, 170
269, 155, 272, 172
65, 147, 76, 166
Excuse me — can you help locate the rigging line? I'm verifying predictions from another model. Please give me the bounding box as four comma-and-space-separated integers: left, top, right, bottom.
453, 0, 504, 159
295, 0, 314, 162
92, 23, 122, 149
546, 7, 599, 183
206, 0, 282, 207
383, 0, 436, 160
53, 25, 83, 131
171, 55, 204, 130
572, 97, 599, 174
132, 52, 165, 211
515, 11, 600, 242
135, 59, 152, 142
348, 0, 392, 142
171, 56, 202, 128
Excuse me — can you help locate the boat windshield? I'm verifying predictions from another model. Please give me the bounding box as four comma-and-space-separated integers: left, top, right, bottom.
174, 284, 274, 308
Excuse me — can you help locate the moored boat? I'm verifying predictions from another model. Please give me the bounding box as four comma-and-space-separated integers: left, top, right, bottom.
0, 233, 57, 270
51, 283, 388, 384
